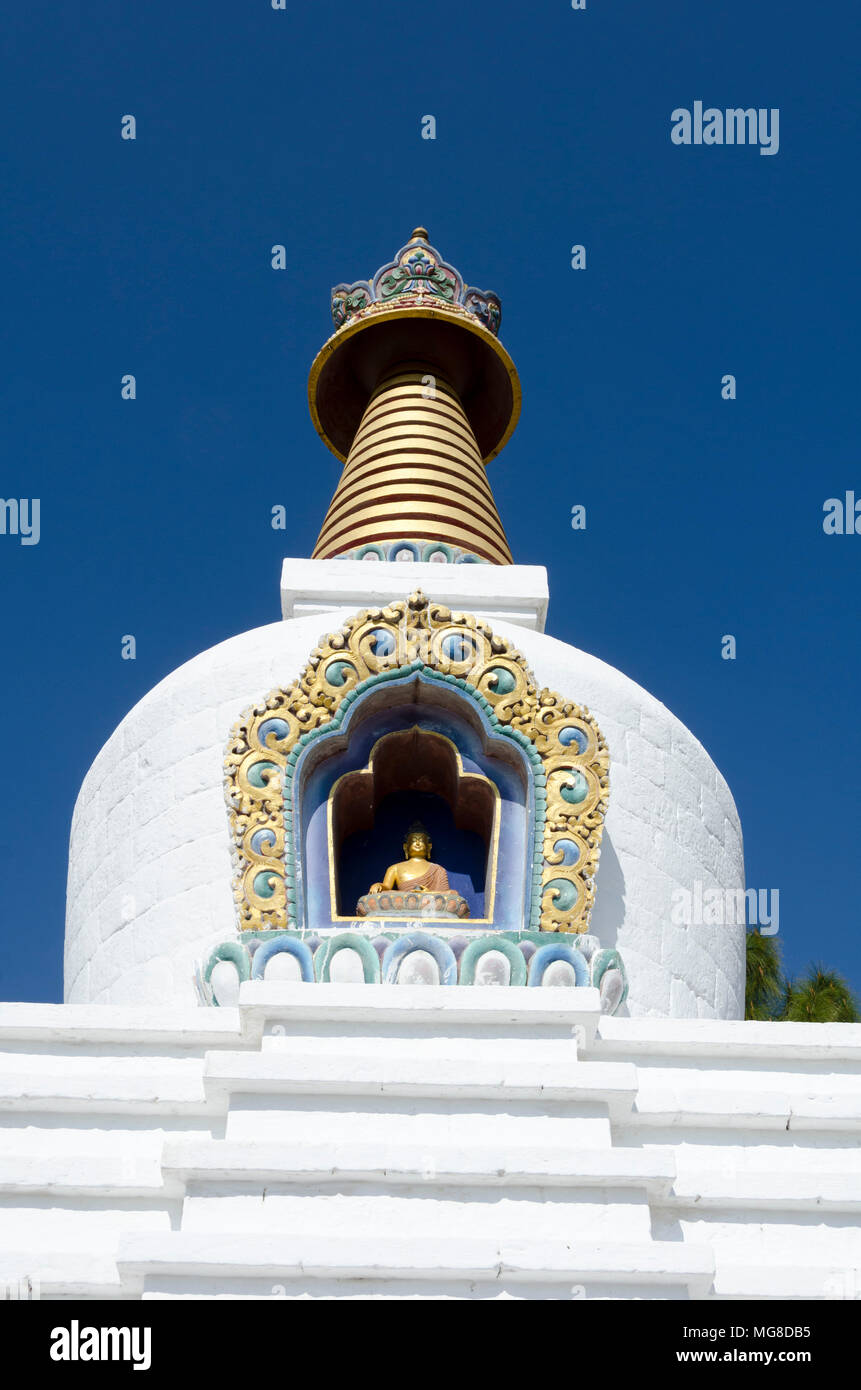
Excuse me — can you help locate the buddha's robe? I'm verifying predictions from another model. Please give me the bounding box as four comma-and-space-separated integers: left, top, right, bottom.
396, 862, 450, 892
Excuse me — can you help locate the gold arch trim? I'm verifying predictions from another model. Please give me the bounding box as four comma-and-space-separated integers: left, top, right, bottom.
224, 591, 610, 934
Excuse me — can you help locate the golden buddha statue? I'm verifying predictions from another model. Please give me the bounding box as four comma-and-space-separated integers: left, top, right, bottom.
368, 822, 451, 895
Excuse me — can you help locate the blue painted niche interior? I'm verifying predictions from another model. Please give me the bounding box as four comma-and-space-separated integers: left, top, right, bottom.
290, 672, 536, 931
339, 787, 488, 916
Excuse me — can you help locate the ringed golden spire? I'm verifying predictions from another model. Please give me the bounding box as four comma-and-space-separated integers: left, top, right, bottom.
308, 228, 520, 564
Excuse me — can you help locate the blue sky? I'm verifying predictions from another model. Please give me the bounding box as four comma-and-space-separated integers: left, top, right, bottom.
1, 0, 858, 1004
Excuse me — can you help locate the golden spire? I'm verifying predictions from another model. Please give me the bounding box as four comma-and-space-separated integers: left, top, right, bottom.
308, 229, 520, 564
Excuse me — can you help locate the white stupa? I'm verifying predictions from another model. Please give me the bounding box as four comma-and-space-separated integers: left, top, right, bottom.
65, 228, 744, 1021
1, 231, 857, 1303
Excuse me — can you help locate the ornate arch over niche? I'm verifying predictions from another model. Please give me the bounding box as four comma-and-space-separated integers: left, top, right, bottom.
224, 591, 609, 935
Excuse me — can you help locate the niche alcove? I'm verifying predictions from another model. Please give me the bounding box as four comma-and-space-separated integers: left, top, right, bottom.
332, 728, 497, 917
290, 670, 536, 932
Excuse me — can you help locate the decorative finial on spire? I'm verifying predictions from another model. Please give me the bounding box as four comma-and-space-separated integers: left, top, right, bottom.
309, 229, 519, 467
329, 230, 502, 337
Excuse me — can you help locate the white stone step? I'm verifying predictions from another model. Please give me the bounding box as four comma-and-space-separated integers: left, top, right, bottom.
0, 1070, 210, 1115
260, 1031, 581, 1067
255, 1026, 585, 1079
224, 1098, 613, 1150
711, 1261, 861, 1301
178, 1190, 655, 1247
0, 1152, 183, 1198
631, 1085, 861, 1131
596, 1016, 861, 1062
203, 1051, 637, 1116
0, 1002, 244, 1048
161, 1138, 676, 1195
239, 981, 603, 1043
0, 1248, 125, 1300
117, 1231, 714, 1299
667, 1170, 861, 1212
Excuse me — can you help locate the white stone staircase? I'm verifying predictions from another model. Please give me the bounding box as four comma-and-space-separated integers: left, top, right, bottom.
1, 987, 860, 1299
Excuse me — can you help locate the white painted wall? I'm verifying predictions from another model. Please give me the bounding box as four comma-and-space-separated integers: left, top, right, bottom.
64, 568, 744, 1017
0, 989, 858, 1302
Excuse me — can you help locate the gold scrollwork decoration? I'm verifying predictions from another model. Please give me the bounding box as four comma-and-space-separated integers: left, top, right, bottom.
224, 591, 609, 933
